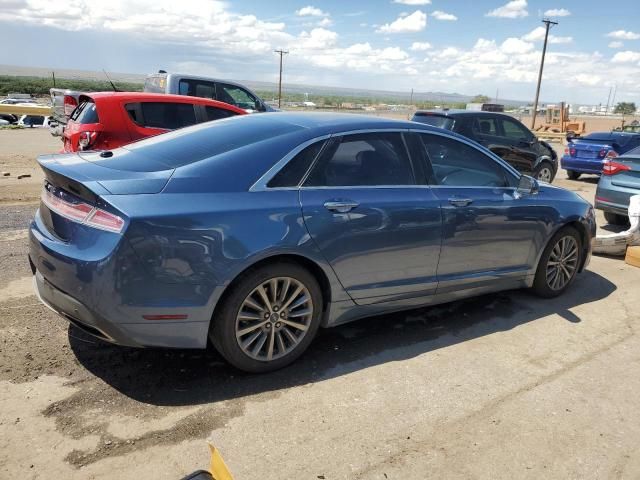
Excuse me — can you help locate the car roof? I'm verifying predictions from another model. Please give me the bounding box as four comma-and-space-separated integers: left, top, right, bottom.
83, 92, 246, 113
413, 109, 511, 118
149, 72, 249, 89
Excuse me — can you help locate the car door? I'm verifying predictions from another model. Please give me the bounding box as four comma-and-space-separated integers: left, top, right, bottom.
216, 83, 263, 112
497, 116, 538, 175
416, 132, 546, 294
300, 131, 442, 304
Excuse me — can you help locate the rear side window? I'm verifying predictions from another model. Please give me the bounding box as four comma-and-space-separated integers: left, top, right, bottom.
305, 133, 414, 187
179, 79, 216, 100
71, 101, 99, 124
420, 133, 508, 187
131, 102, 197, 129
205, 106, 237, 121
268, 141, 326, 188
216, 83, 258, 110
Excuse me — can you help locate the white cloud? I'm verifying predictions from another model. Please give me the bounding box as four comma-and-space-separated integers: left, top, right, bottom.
392, 0, 431, 5
574, 74, 601, 86
298, 28, 338, 49
486, 0, 528, 18
608, 41, 624, 49
544, 8, 571, 17
607, 30, 640, 40
377, 10, 427, 33
501, 37, 534, 54
317, 17, 333, 27
431, 10, 457, 21
296, 6, 328, 17
522, 26, 572, 44
410, 41, 432, 51
612, 51, 640, 63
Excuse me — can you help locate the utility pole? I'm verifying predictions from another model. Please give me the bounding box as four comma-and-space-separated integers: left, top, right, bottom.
610, 84, 618, 115
531, 18, 558, 129
274, 49, 288, 109
52, 71, 56, 88
605, 86, 613, 116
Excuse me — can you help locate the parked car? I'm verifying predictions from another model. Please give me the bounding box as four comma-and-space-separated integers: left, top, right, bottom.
30, 113, 595, 372
62, 92, 246, 152
0, 98, 37, 105
144, 71, 276, 113
595, 146, 640, 225
561, 131, 640, 180
49, 88, 84, 137
412, 110, 558, 182
18, 115, 52, 128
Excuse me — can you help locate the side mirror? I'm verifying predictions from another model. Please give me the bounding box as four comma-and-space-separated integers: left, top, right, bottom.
516, 175, 539, 197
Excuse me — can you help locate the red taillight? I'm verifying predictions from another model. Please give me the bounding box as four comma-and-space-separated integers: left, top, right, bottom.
41, 187, 124, 233
602, 160, 631, 176
569, 147, 576, 157
605, 150, 618, 159
63, 95, 78, 118
78, 131, 98, 150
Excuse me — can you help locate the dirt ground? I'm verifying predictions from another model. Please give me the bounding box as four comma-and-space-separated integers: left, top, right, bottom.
1, 128, 640, 479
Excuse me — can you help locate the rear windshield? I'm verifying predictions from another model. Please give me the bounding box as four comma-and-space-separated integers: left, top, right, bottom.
125, 102, 197, 129
122, 115, 303, 168
71, 101, 99, 124
412, 114, 455, 130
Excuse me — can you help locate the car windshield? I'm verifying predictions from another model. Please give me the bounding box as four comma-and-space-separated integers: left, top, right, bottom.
71, 101, 99, 124
412, 114, 455, 130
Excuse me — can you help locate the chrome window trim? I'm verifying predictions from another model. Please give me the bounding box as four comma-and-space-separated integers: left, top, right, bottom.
408, 127, 521, 181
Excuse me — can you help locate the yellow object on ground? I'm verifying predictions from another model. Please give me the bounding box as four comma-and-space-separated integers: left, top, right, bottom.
625, 246, 640, 268
0, 105, 52, 116
210, 444, 234, 480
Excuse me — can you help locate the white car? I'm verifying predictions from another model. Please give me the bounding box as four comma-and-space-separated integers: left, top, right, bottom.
18, 115, 52, 128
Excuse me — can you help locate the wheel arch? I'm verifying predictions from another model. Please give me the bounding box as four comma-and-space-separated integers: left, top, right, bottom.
208, 253, 333, 333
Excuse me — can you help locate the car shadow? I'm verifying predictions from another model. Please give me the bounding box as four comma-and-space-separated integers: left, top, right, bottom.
69, 270, 616, 407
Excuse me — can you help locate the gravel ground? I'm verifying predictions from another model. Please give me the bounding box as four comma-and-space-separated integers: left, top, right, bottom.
1, 129, 639, 480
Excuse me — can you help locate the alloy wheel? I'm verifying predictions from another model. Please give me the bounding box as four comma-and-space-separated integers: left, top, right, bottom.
537, 166, 553, 182
235, 277, 314, 362
546, 236, 579, 291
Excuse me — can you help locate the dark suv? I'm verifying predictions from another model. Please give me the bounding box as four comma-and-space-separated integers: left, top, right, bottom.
412, 110, 558, 182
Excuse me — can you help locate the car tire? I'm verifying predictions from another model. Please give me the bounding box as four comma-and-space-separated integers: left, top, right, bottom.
566, 170, 581, 180
210, 261, 323, 373
534, 161, 555, 183
604, 211, 629, 226
532, 226, 582, 298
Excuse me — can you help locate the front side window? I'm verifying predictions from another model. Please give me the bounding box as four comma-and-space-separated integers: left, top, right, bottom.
139, 102, 197, 129
216, 83, 258, 110
472, 117, 499, 136
500, 118, 532, 141
420, 134, 508, 187
305, 133, 414, 187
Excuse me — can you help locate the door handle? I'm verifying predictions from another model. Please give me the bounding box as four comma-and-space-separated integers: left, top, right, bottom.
324, 201, 359, 213
448, 197, 473, 207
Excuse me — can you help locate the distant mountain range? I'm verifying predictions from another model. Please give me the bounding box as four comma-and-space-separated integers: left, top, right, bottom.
0, 64, 532, 106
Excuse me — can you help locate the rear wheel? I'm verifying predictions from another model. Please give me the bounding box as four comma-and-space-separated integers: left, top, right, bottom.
532, 227, 582, 298
210, 262, 323, 373
535, 162, 555, 183
566, 170, 581, 180
604, 211, 629, 226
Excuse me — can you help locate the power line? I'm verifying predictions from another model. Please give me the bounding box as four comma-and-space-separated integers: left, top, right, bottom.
274, 49, 289, 109
530, 18, 558, 129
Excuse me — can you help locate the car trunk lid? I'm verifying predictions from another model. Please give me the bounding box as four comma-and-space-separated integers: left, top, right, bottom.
611, 155, 640, 190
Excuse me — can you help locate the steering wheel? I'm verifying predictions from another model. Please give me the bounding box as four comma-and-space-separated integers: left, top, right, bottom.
439, 168, 465, 185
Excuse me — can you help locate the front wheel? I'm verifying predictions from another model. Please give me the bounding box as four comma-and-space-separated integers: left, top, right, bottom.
532, 227, 582, 298
210, 262, 323, 373
534, 162, 555, 183
566, 170, 581, 180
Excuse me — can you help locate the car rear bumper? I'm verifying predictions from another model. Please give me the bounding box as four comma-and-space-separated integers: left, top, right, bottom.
595, 184, 638, 217
560, 156, 603, 174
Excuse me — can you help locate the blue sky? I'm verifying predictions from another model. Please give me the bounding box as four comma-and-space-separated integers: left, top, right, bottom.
1, 0, 639, 104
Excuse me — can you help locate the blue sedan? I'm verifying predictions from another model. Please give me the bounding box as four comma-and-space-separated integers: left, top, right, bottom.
561, 131, 640, 179
30, 113, 595, 372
